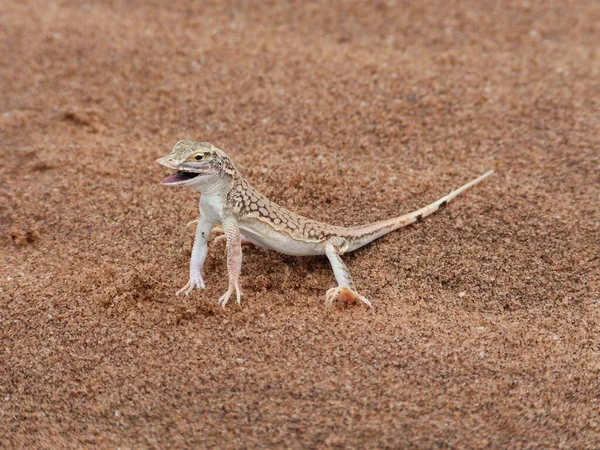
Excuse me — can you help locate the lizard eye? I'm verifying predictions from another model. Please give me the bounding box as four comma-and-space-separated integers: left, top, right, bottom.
194, 154, 204, 161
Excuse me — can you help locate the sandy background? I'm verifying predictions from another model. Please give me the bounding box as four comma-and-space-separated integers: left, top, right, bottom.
1, 1, 599, 448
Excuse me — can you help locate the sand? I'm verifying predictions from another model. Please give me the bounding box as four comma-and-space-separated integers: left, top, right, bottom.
1, 1, 599, 448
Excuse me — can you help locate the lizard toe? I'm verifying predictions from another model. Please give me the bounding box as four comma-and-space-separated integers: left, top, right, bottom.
176, 275, 205, 296
218, 288, 232, 308
176, 281, 193, 296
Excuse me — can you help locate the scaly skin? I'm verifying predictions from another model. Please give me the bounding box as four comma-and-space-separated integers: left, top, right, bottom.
157, 140, 493, 309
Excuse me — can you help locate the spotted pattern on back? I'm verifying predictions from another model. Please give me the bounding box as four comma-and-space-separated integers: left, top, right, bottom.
227, 177, 344, 242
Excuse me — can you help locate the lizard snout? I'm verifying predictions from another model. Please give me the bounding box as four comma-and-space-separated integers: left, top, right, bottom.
156, 156, 180, 169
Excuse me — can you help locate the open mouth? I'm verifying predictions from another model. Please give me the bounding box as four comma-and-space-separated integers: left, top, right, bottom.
161, 171, 201, 185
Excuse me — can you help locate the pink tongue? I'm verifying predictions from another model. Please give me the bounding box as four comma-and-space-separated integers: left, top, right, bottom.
162, 173, 182, 184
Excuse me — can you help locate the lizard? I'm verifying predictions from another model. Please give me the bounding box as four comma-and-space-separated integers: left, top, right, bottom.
156, 140, 493, 309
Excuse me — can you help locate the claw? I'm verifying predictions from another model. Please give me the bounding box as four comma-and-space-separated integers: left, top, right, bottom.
325, 286, 372, 309
176, 281, 193, 296
176, 274, 205, 296
217, 289, 230, 308
218, 282, 242, 308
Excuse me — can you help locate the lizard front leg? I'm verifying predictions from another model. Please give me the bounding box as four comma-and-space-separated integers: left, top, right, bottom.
324, 239, 372, 309
176, 216, 214, 296
217, 213, 243, 308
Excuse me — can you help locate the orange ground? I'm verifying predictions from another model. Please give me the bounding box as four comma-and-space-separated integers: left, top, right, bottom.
1, 1, 599, 448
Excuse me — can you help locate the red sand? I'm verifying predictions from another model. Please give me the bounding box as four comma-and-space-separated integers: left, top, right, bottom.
1, 1, 599, 448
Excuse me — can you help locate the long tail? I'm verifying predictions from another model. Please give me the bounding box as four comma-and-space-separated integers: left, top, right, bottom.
345, 170, 494, 252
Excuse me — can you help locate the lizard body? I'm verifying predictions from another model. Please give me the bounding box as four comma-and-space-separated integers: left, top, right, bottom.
157, 140, 493, 308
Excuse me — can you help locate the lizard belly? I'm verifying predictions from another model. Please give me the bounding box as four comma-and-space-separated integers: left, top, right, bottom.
239, 222, 325, 256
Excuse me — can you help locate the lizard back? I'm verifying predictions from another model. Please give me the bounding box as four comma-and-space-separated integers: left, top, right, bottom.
227, 177, 344, 243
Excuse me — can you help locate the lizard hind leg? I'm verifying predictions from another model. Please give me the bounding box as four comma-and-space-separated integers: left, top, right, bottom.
324, 240, 372, 309
211, 224, 253, 247
186, 221, 250, 247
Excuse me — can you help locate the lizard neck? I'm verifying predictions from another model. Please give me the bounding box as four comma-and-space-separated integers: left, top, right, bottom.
192, 173, 235, 197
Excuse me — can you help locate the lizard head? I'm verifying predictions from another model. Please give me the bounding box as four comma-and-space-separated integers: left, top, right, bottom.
156, 140, 236, 188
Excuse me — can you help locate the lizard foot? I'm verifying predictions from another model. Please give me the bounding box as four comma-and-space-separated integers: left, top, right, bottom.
210, 225, 229, 246
325, 287, 372, 309
218, 282, 242, 308
212, 226, 253, 247
176, 273, 205, 296
186, 223, 243, 246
